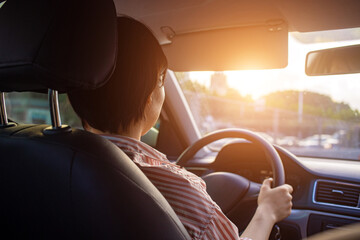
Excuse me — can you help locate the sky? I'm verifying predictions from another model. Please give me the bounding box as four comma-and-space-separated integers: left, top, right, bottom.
188, 32, 360, 111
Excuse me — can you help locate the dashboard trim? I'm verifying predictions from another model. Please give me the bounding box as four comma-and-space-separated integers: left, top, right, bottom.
286, 209, 360, 239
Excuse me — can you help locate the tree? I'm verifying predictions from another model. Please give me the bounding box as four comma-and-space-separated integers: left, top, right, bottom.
264, 90, 360, 121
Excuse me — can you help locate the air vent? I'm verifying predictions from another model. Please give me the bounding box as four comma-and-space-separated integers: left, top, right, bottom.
314, 180, 360, 208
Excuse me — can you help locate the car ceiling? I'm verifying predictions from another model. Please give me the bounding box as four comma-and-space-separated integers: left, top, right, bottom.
115, 0, 360, 44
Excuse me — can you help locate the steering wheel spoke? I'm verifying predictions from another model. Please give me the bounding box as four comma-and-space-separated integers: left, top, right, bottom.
242, 181, 262, 202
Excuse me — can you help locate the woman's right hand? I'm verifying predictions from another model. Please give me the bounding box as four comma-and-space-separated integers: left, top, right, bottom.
257, 178, 293, 223
240, 178, 293, 239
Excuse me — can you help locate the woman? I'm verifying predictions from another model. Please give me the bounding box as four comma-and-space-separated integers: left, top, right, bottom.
68, 16, 292, 240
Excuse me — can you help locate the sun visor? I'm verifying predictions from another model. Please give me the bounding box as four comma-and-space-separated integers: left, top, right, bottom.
0, 0, 117, 93
162, 21, 288, 71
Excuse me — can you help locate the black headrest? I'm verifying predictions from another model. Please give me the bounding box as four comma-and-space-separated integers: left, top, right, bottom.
0, 0, 117, 93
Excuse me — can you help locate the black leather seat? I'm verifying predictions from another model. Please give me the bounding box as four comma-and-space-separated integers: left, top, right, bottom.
0, 0, 190, 239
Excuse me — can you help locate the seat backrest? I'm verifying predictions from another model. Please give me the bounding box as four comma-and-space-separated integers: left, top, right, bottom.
0, 125, 189, 239
0, 0, 190, 239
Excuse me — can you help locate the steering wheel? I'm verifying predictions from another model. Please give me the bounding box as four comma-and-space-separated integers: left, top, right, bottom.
176, 128, 285, 229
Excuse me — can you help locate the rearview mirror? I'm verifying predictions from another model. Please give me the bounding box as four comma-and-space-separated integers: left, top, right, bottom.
306, 45, 360, 76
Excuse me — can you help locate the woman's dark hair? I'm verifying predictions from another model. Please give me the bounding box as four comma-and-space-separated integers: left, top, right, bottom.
68, 17, 168, 133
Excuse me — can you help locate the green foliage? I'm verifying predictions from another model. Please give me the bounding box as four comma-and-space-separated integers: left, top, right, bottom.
224, 88, 253, 102
181, 80, 210, 94
264, 90, 360, 121
177, 73, 359, 122
177, 76, 252, 102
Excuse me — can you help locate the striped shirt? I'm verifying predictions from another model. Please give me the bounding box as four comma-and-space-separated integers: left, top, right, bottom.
101, 134, 242, 240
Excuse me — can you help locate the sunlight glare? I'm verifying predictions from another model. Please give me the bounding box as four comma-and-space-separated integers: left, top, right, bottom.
188, 34, 360, 110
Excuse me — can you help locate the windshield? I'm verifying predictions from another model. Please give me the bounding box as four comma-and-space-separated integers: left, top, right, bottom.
175, 29, 360, 161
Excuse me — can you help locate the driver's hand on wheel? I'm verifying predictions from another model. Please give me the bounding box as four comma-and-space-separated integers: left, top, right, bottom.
240, 178, 293, 240
257, 178, 293, 223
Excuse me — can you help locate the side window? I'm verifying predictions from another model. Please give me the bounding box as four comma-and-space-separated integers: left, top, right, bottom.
6, 91, 184, 159
155, 112, 187, 161
141, 112, 186, 161
5, 92, 82, 128
141, 120, 160, 147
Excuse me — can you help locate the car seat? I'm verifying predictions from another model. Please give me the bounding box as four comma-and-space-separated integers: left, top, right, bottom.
0, 0, 190, 239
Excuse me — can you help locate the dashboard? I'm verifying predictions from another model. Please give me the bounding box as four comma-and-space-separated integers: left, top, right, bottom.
184, 141, 360, 239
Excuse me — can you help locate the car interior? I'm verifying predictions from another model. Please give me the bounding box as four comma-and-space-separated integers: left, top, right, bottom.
0, 0, 190, 239
1, 0, 359, 239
